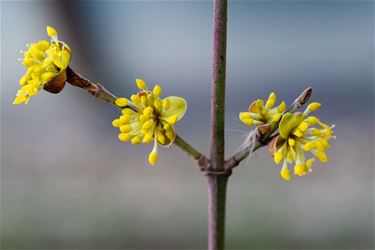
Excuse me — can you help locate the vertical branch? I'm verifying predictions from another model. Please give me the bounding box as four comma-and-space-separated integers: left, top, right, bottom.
208, 0, 228, 249
210, 0, 227, 171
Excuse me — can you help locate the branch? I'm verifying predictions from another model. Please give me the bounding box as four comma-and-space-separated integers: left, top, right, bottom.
210, 0, 227, 172
66, 66, 118, 106
65, 67, 208, 169
208, 0, 229, 250
225, 87, 312, 170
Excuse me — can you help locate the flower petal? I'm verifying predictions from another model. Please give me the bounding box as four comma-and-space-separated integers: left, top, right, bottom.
248, 100, 259, 113
160, 96, 187, 122
279, 112, 305, 139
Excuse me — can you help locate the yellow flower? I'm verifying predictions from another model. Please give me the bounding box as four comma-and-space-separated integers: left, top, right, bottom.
13, 26, 71, 105
239, 92, 286, 132
269, 103, 335, 181
112, 79, 187, 166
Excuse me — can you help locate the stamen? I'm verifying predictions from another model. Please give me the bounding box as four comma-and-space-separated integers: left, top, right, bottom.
120, 124, 132, 133
153, 85, 162, 96
148, 136, 159, 166
135, 79, 147, 90
280, 161, 292, 181
143, 133, 154, 143
162, 99, 171, 110
167, 115, 178, 125
118, 133, 131, 141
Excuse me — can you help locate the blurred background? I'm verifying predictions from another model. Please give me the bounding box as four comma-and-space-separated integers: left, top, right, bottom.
1, 1, 374, 249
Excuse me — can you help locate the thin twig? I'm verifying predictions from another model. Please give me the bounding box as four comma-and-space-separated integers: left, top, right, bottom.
66, 66, 118, 105
225, 87, 312, 170
65, 67, 207, 168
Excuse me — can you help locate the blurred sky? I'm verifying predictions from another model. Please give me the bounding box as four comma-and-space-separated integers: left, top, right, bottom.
1, 1, 374, 249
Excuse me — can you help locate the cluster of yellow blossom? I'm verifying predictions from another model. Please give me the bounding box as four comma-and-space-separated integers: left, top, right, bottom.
112, 79, 187, 166
239, 92, 286, 132
240, 94, 335, 181
14, 26, 336, 181
13, 26, 71, 105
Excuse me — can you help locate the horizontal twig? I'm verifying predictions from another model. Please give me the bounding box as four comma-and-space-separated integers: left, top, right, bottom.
225, 87, 312, 170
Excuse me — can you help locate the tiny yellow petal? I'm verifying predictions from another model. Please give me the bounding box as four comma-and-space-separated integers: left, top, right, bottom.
13, 96, 26, 105
303, 142, 314, 151
135, 79, 147, 90
274, 152, 283, 164
293, 129, 304, 137
287, 147, 296, 162
298, 122, 309, 132
46, 26, 57, 37
147, 94, 155, 106
19, 75, 29, 86
131, 136, 142, 144
122, 108, 133, 115
141, 96, 148, 105
154, 99, 162, 110
22, 59, 34, 67
316, 151, 328, 162
143, 106, 154, 116
157, 134, 166, 144
306, 158, 315, 169
112, 119, 121, 128
153, 85, 162, 96
239, 112, 251, 120
115, 98, 128, 107
306, 102, 321, 113
281, 168, 292, 181
149, 151, 158, 166
265, 92, 276, 109
164, 123, 171, 130
142, 119, 154, 129
166, 131, 174, 140
314, 141, 325, 151
130, 94, 140, 104
272, 113, 282, 122
256, 99, 264, 109
240, 116, 253, 126
288, 138, 295, 147
277, 101, 286, 113
307, 116, 319, 124
321, 139, 330, 149
162, 99, 171, 110
36, 40, 50, 51
120, 114, 131, 123
294, 164, 305, 176
167, 114, 178, 125
143, 133, 154, 143
118, 133, 131, 141
120, 124, 132, 133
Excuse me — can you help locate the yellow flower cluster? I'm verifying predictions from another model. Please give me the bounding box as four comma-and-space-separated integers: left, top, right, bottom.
112, 79, 187, 166
13, 26, 71, 105
270, 102, 335, 181
239, 92, 286, 131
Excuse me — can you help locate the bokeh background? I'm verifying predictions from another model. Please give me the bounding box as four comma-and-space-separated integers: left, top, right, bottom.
1, 1, 374, 249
